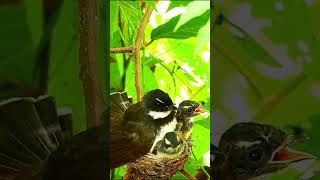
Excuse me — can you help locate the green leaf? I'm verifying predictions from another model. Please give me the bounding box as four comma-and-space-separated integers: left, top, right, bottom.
110, 1, 118, 40
110, 60, 122, 91
195, 19, 210, 52
142, 64, 158, 94
174, 1, 210, 31
192, 124, 210, 158
145, 0, 157, 12
167, 1, 192, 11
179, 67, 198, 83
151, 9, 210, 40
218, 16, 282, 68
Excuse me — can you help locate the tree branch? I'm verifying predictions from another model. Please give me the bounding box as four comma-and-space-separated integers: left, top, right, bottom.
110, 46, 135, 54
79, 0, 105, 128
180, 169, 197, 180
134, 3, 155, 101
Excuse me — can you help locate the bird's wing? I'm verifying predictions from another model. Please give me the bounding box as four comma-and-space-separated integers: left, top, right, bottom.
109, 117, 155, 168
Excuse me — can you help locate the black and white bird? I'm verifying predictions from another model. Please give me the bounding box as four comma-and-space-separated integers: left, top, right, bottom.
109, 89, 178, 168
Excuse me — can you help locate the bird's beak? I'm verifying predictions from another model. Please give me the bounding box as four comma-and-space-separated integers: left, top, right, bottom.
269, 135, 316, 164
192, 107, 207, 116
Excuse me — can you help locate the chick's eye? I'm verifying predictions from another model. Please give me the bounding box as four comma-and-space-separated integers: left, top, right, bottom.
248, 149, 263, 161
187, 108, 193, 113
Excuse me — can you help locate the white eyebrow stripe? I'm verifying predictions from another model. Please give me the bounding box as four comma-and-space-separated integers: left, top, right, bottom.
235, 140, 261, 148
182, 106, 192, 108
156, 98, 164, 104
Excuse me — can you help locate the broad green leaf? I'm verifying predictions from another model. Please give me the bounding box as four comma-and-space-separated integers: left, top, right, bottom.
192, 124, 210, 158
179, 67, 199, 83
145, 0, 157, 12
195, 19, 210, 52
110, 1, 118, 40
216, 15, 282, 68
174, 1, 210, 31
167, 1, 192, 11
151, 9, 210, 40
110, 61, 122, 91
142, 63, 158, 94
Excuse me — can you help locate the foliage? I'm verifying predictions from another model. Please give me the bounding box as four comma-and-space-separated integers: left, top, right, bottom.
213, 0, 320, 179
110, 0, 210, 179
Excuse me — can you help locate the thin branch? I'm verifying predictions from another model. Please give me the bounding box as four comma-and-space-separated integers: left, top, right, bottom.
253, 73, 307, 121
213, 41, 263, 100
192, 151, 210, 179
134, 3, 155, 101
110, 46, 135, 54
191, 84, 207, 99
180, 169, 197, 180
79, 0, 105, 128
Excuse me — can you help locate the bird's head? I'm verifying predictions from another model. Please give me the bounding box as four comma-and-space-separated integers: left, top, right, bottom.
176, 100, 206, 121
214, 122, 315, 179
142, 89, 176, 119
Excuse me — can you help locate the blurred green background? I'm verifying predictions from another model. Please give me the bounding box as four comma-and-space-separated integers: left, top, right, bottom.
213, 0, 320, 179
110, 0, 210, 179
0, 1, 106, 134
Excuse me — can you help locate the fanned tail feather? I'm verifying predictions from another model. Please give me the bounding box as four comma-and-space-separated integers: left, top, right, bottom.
110, 92, 132, 117
0, 96, 71, 179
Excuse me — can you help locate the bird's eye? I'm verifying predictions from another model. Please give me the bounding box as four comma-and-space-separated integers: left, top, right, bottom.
248, 149, 263, 161
187, 108, 193, 113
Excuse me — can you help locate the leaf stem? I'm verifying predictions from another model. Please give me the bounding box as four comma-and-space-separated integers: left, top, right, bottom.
253, 72, 307, 121
213, 41, 263, 100
192, 151, 210, 178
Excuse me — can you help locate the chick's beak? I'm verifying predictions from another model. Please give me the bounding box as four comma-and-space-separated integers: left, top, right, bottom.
195, 107, 206, 113
269, 135, 316, 164
192, 107, 207, 117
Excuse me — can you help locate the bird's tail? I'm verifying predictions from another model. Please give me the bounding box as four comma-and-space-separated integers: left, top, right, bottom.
0, 96, 72, 180
109, 91, 132, 117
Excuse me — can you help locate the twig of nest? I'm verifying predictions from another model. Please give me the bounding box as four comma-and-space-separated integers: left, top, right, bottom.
124, 139, 193, 180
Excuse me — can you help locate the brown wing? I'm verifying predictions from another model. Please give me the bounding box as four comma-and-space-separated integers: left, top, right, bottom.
110, 104, 155, 168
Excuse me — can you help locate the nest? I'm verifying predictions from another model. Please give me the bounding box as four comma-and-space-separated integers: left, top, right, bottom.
124, 139, 193, 180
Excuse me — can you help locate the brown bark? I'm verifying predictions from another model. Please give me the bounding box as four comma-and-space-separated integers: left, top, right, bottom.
79, 0, 105, 128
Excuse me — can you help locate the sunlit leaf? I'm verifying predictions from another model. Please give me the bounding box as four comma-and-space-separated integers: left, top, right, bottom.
174, 1, 210, 31
167, 1, 192, 11
151, 10, 210, 40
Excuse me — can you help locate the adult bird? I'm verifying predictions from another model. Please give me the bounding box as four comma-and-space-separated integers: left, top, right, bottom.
109, 89, 177, 168
212, 122, 315, 180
